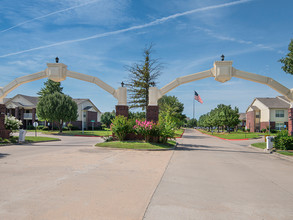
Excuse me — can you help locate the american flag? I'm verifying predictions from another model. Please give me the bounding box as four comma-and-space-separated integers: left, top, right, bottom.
194, 91, 203, 104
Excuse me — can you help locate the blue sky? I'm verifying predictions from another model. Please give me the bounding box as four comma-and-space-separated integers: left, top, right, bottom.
0, 0, 292, 119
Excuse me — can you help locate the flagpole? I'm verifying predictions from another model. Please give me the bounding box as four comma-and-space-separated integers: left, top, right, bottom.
193, 91, 195, 120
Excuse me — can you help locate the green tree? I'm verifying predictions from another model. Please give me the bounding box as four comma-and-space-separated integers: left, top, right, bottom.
101, 111, 115, 128
126, 45, 162, 110
279, 39, 293, 75
128, 111, 146, 120
186, 118, 197, 128
158, 95, 186, 128
37, 79, 63, 96
37, 92, 78, 133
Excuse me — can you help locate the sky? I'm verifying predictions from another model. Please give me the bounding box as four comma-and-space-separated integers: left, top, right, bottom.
0, 0, 292, 119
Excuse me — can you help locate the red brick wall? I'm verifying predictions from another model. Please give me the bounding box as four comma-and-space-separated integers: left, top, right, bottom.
116, 105, 129, 118
0, 104, 10, 139
246, 111, 255, 132
147, 106, 159, 123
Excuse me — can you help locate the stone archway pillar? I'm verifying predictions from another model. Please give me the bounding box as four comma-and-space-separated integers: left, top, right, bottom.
0, 104, 10, 139
289, 103, 293, 136
146, 87, 162, 123
115, 87, 129, 118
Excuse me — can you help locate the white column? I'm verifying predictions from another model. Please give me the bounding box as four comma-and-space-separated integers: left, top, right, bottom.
116, 87, 127, 105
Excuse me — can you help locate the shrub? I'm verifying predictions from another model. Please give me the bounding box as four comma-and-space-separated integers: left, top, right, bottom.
42, 126, 49, 130
63, 127, 69, 131
111, 116, 133, 141
261, 128, 267, 133
274, 130, 293, 150
37, 125, 44, 130
27, 125, 35, 130
133, 120, 157, 142
270, 129, 277, 133
158, 121, 176, 143
67, 123, 73, 131
246, 128, 250, 132
4, 116, 22, 131
71, 126, 79, 130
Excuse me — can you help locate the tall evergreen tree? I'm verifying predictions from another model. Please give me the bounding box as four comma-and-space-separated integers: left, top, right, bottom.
38, 79, 63, 97
126, 45, 162, 110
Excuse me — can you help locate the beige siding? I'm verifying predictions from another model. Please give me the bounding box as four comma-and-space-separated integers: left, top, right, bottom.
270, 109, 288, 123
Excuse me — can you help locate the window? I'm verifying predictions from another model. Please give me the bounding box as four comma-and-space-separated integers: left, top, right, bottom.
275, 110, 284, 118
276, 122, 284, 130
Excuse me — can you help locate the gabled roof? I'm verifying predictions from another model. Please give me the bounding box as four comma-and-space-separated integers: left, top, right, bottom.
4, 94, 101, 113
257, 97, 290, 109
4, 94, 38, 107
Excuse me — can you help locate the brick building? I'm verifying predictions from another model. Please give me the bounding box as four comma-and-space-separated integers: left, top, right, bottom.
4, 94, 101, 130
246, 96, 290, 132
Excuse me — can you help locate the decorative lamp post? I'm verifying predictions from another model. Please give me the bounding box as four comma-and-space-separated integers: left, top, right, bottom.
221, 54, 225, 61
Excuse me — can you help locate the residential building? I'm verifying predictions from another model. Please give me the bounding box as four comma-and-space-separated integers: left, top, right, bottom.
238, 113, 246, 128
4, 94, 101, 129
246, 96, 290, 132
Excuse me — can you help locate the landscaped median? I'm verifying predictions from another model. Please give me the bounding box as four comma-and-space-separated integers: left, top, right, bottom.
197, 129, 264, 140
95, 140, 176, 150
27, 129, 112, 137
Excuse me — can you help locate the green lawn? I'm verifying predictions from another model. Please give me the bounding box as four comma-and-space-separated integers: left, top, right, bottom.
199, 129, 264, 139
24, 136, 60, 142
96, 140, 176, 150
0, 136, 60, 145
29, 129, 112, 137
175, 129, 185, 138
251, 142, 266, 149
276, 151, 293, 156
251, 142, 293, 157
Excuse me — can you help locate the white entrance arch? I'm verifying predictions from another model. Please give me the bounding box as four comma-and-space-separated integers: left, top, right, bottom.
0, 62, 127, 105
147, 60, 293, 135
148, 61, 293, 105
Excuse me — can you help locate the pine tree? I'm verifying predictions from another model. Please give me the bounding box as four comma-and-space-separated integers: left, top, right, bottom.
126, 45, 162, 110
37, 79, 63, 97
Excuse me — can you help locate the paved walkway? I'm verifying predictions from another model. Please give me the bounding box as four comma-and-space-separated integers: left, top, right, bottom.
144, 129, 293, 220
0, 135, 173, 220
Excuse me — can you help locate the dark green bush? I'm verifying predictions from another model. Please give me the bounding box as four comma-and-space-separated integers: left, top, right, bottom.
246, 128, 250, 132
63, 127, 69, 131
261, 128, 267, 133
270, 129, 277, 133
71, 126, 79, 130
27, 125, 35, 130
42, 126, 49, 130
37, 125, 44, 130
274, 130, 293, 150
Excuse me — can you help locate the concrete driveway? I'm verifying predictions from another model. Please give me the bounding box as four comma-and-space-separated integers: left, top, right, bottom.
1, 130, 293, 220
144, 129, 293, 220
0, 134, 173, 220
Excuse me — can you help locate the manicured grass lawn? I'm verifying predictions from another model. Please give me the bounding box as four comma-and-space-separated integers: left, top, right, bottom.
251, 142, 266, 149
251, 142, 293, 157
276, 151, 293, 156
199, 129, 264, 139
24, 136, 60, 142
0, 136, 60, 145
175, 129, 185, 138
29, 129, 112, 137
96, 140, 176, 150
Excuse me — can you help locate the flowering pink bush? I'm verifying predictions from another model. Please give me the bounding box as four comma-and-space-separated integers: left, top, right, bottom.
134, 120, 157, 142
